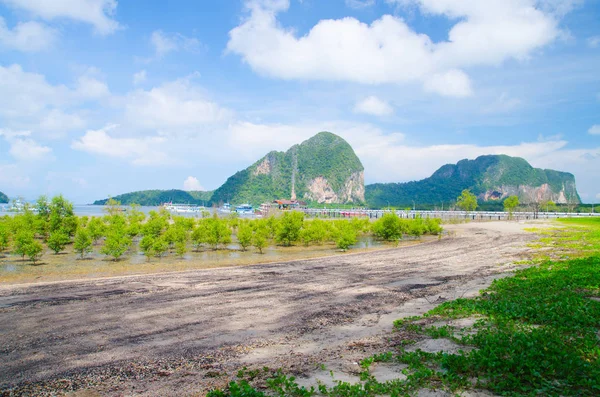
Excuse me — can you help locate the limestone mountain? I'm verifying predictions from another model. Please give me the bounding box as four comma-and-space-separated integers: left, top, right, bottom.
0, 191, 8, 204
365, 155, 580, 207
210, 132, 365, 205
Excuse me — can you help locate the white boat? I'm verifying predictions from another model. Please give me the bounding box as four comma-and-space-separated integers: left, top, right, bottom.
218, 203, 232, 213
235, 204, 254, 215
162, 202, 205, 213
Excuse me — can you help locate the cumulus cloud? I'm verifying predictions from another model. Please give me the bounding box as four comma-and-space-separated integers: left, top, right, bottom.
588, 36, 600, 48
0, 128, 52, 161
150, 30, 200, 58
0, 17, 57, 52
0, 164, 30, 188
71, 125, 170, 166
133, 70, 147, 85
183, 176, 204, 191
124, 78, 232, 131
228, 0, 563, 97
1, 0, 120, 35
589, 125, 600, 135
353, 96, 394, 116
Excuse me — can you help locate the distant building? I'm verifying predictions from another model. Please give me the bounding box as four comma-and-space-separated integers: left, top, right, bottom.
272, 199, 307, 211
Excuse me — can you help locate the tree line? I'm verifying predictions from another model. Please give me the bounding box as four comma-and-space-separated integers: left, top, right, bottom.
0, 196, 444, 264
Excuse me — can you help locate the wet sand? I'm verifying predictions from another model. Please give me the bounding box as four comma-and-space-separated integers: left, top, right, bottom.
0, 221, 542, 396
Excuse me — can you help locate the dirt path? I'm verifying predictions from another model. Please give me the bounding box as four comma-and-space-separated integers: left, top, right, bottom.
0, 222, 540, 396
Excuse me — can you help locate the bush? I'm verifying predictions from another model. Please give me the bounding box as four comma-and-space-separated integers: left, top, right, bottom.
276, 212, 304, 246
24, 240, 43, 264
100, 226, 132, 261
372, 213, 403, 241
47, 230, 70, 254
73, 228, 93, 259
237, 222, 253, 251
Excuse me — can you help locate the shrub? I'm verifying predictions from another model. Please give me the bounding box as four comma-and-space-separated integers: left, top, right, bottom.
47, 230, 70, 254
372, 213, 403, 241
73, 228, 93, 259
276, 212, 304, 246
237, 222, 253, 251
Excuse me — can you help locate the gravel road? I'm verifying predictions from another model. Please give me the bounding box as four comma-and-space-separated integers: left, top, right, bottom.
0, 222, 538, 396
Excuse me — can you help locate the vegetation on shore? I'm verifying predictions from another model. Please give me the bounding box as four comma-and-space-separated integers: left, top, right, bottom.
207, 218, 600, 396
93, 189, 213, 206
0, 196, 442, 266
0, 191, 8, 204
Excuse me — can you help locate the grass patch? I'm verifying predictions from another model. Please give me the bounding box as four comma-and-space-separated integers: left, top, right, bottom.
207, 220, 600, 396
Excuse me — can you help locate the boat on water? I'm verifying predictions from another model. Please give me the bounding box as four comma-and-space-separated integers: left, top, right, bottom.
161, 202, 205, 214
218, 203, 232, 213
235, 204, 254, 215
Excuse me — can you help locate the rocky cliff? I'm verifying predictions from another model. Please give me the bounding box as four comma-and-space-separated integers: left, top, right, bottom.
366, 155, 580, 207
210, 132, 365, 205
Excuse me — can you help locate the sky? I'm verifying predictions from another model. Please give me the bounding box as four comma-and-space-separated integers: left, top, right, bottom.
0, 0, 599, 204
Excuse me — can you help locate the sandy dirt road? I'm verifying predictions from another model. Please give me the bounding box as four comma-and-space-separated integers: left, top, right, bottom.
0, 222, 539, 396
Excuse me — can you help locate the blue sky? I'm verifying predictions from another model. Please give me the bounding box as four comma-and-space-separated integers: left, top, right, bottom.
0, 0, 599, 203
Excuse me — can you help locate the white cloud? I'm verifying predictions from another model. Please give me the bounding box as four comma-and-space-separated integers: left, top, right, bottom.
71, 125, 170, 166
150, 30, 200, 58
39, 109, 86, 133
346, 0, 375, 9
76, 73, 110, 99
353, 96, 394, 116
0, 128, 31, 139
183, 176, 204, 191
124, 78, 232, 131
8, 137, 52, 161
1, 0, 120, 35
228, 0, 563, 97
588, 36, 600, 48
589, 125, 600, 135
423, 69, 473, 97
0, 17, 57, 52
0, 164, 30, 188
133, 70, 147, 85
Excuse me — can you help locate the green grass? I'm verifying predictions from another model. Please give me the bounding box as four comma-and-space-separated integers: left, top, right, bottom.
206, 219, 600, 396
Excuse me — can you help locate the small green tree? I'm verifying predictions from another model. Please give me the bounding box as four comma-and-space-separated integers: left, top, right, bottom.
47, 230, 70, 254
336, 226, 357, 251
191, 223, 208, 251
152, 237, 169, 258
73, 228, 93, 259
139, 235, 155, 261
100, 227, 132, 261
456, 190, 478, 214
175, 241, 188, 258
14, 230, 35, 260
206, 219, 232, 250
88, 217, 106, 244
24, 241, 43, 264
252, 229, 268, 254
372, 212, 403, 241
0, 224, 11, 255
504, 195, 519, 220
237, 223, 253, 251
276, 211, 304, 246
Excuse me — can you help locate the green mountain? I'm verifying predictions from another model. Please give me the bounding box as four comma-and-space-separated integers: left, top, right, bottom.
0, 191, 8, 204
93, 190, 213, 206
365, 155, 580, 207
210, 132, 365, 205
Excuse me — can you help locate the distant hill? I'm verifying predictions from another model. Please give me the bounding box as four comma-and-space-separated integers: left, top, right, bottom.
0, 191, 8, 204
365, 155, 580, 207
93, 190, 213, 206
209, 132, 365, 205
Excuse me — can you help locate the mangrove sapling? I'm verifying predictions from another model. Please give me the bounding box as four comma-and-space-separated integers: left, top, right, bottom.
87, 217, 106, 244
139, 235, 155, 261
100, 227, 132, 261
191, 223, 208, 251
372, 212, 403, 241
503, 195, 519, 220
0, 224, 10, 255
206, 219, 232, 250
237, 222, 253, 251
175, 241, 188, 258
276, 211, 304, 246
24, 240, 43, 264
336, 226, 357, 251
152, 237, 169, 258
73, 228, 93, 259
252, 229, 268, 254
14, 230, 35, 260
47, 230, 70, 254
456, 189, 478, 214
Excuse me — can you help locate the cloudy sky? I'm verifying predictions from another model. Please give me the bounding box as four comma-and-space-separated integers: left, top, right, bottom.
0, 0, 599, 203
